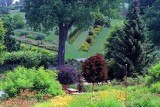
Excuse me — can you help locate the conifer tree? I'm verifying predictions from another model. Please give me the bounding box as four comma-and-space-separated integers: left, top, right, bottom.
105, 0, 155, 79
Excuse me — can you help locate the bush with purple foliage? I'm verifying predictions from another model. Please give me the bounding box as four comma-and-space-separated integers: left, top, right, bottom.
88, 31, 94, 36
58, 66, 78, 85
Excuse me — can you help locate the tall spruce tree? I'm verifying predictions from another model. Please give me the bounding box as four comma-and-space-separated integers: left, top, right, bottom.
105, 0, 155, 79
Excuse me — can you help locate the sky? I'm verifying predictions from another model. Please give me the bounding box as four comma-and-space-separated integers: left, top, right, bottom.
13, 0, 19, 4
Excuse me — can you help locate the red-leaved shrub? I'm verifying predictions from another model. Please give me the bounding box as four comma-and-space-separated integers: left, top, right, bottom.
81, 54, 108, 84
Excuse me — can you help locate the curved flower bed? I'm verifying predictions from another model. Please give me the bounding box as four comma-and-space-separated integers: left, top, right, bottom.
80, 25, 102, 52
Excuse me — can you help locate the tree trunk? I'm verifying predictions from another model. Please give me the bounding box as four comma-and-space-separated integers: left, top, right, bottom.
57, 23, 68, 67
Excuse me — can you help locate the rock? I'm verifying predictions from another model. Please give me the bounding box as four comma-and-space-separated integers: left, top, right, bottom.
0, 91, 5, 98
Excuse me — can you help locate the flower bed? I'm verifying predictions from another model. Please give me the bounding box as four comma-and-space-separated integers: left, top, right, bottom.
80, 25, 102, 51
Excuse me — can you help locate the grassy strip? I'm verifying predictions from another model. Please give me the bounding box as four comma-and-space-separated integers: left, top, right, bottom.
15, 38, 58, 51
68, 30, 83, 44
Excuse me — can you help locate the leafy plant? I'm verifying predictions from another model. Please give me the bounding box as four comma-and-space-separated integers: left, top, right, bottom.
150, 82, 160, 94
26, 34, 36, 39
148, 62, 160, 82
3, 66, 63, 99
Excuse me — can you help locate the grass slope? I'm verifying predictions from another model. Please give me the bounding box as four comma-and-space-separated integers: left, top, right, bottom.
65, 19, 123, 59
65, 28, 108, 59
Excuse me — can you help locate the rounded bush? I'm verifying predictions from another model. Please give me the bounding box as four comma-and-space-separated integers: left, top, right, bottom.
81, 54, 108, 84
80, 42, 90, 51
88, 31, 94, 36
86, 37, 92, 44
58, 66, 78, 85
3, 66, 63, 99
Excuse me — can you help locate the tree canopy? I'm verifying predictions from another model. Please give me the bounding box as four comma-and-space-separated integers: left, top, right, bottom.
25, 0, 122, 67
143, 0, 160, 46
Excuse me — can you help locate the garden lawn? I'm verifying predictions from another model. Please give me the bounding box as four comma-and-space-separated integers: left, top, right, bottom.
65, 19, 123, 59
65, 28, 108, 59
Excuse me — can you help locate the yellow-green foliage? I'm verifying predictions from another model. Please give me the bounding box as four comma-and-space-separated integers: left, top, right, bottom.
20, 43, 25, 49
42, 49, 50, 55
89, 36, 94, 44
94, 27, 101, 32
3, 66, 63, 98
0, 21, 6, 64
49, 90, 126, 107
31, 46, 39, 51
80, 42, 90, 51
147, 61, 160, 84
80, 24, 102, 52
13, 31, 20, 36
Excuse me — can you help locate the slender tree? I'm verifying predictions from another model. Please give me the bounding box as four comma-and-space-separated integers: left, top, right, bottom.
0, 21, 6, 64
24, 0, 121, 67
1, 15, 20, 52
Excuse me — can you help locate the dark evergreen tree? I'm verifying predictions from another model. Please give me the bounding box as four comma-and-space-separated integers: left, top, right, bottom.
127, 0, 156, 16
1, 15, 20, 52
105, 0, 155, 79
143, 0, 160, 46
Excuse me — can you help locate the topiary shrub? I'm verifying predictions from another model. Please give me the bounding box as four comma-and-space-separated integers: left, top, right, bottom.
81, 54, 108, 86
86, 37, 92, 44
80, 42, 90, 51
58, 66, 78, 85
88, 31, 94, 36
3, 66, 63, 99
86, 37, 94, 44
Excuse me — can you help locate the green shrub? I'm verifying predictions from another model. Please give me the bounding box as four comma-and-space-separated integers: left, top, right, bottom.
3, 51, 57, 68
31, 46, 39, 51
147, 62, 160, 84
150, 82, 160, 94
3, 51, 42, 68
19, 32, 28, 37
26, 34, 36, 39
3, 66, 63, 99
13, 31, 20, 36
42, 49, 50, 55
13, 13, 25, 29
68, 28, 79, 39
35, 35, 45, 40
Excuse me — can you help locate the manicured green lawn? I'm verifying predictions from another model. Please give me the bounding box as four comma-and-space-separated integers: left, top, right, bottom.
65, 19, 123, 59
65, 28, 109, 59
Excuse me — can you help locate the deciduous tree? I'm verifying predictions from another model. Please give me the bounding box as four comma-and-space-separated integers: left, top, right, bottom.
24, 0, 121, 67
